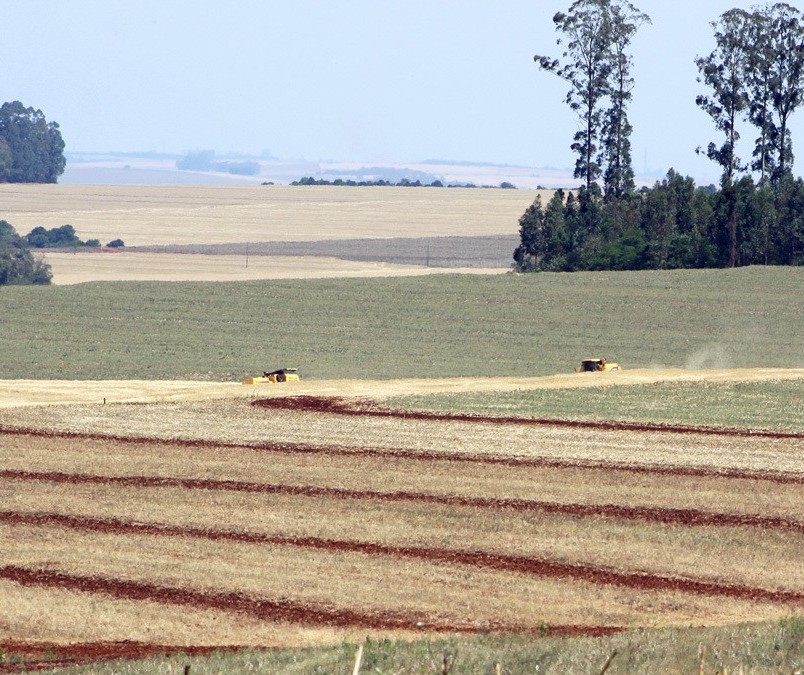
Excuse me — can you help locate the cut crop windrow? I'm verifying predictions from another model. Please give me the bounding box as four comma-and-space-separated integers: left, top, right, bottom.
3, 510, 803, 605
252, 396, 804, 440
0, 565, 621, 638
3, 470, 802, 534
1, 425, 801, 486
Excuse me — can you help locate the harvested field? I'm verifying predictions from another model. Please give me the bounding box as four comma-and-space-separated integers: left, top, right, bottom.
42, 251, 504, 285
0, 184, 540, 247
1, 372, 803, 666
5, 184, 535, 283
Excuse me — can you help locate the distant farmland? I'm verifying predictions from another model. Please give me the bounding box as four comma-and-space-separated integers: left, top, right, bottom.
0, 184, 542, 247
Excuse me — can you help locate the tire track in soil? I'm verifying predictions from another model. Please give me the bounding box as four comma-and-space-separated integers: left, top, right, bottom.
3, 470, 803, 535
3, 511, 803, 605
0, 565, 620, 639
252, 395, 804, 440
1, 425, 801, 486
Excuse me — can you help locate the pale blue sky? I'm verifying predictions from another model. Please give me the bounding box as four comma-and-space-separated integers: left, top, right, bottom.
4, 1, 800, 184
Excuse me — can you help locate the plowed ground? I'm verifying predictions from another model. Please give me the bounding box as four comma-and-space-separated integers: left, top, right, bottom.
1, 373, 803, 669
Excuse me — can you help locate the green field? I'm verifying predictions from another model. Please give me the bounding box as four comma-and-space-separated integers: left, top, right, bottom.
34, 618, 804, 674
1, 266, 802, 381
389, 379, 804, 432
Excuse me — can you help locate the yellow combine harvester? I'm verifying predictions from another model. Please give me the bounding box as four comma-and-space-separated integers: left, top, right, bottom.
576, 358, 621, 373
242, 368, 300, 385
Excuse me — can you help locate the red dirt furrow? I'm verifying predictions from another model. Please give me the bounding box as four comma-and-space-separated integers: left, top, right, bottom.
0, 640, 234, 673
252, 395, 804, 440
0, 565, 621, 639
3, 469, 803, 534
3, 510, 803, 605
1, 425, 801, 486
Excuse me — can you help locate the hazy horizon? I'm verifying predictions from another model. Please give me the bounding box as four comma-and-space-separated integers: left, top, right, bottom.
7, 1, 804, 186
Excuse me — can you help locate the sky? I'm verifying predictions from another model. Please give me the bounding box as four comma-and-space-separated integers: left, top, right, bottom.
4, 0, 802, 185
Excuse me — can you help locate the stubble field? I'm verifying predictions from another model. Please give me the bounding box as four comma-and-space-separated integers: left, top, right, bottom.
2, 184, 539, 284
1, 185, 803, 672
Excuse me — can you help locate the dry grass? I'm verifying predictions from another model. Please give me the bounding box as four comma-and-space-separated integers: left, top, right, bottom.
2, 418, 803, 644
2, 433, 803, 521
1, 523, 788, 630
0, 579, 391, 648
7, 479, 804, 592
0, 184, 542, 247
3, 367, 804, 407
4, 395, 804, 474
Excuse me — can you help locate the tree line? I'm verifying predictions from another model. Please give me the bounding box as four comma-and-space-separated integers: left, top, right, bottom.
516, 0, 804, 271
290, 176, 518, 189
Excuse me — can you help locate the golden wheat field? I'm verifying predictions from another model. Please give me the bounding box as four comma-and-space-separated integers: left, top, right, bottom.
2, 183, 540, 283
1, 369, 803, 662
1, 184, 541, 246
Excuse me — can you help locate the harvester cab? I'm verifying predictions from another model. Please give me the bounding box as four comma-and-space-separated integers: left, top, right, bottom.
242, 368, 300, 385
576, 358, 621, 373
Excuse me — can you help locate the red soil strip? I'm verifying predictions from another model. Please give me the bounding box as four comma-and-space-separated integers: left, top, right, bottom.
1, 425, 802, 487
3, 510, 803, 605
3, 469, 803, 535
0, 565, 621, 640
252, 395, 804, 441
0, 640, 235, 673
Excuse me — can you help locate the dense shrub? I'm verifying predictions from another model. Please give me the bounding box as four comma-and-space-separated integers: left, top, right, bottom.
0, 220, 51, 285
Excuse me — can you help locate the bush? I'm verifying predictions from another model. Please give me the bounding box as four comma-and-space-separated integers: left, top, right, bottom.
106, 239, 125, 248
25, 224, 100, 249
0, 220, 52, 285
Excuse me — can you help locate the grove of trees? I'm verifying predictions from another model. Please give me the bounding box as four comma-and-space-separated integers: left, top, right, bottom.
0, 221, 52, 285
0, 101, 66, 183
517, 1, 804, 271
25, 224, 101, 249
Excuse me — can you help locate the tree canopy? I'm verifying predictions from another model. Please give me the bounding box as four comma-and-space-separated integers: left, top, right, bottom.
520, 2, 804, 272
0, 101, 66, 183
535, 0, 649, 197
0, 220, 52, 285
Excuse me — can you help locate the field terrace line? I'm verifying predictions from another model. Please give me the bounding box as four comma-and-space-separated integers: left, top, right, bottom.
3, 470, 803, 534
0, 565, 621, 638
2, 511, 803, 606
1, 426, 802, 486
251, 395, 804, 440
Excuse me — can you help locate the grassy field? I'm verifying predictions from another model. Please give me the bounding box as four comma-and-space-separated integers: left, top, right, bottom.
36, 619, 804, 674
389, 379, 804, 432
1, 266, 803, 381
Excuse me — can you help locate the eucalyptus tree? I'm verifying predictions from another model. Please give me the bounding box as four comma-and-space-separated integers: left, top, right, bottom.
744, 10, 777, 183
536, 0, 649, 198
695, 9, 754, 266
0, 102, 65, 183
535, 0, 612, 191
600, 1, 650, 200
695, 9, 752, 184
759, 2, 804, 183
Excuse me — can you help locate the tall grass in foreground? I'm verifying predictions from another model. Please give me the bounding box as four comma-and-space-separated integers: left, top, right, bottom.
40, 617, 804, 674
0, 266, 802, 381
389, 379, 804, 432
